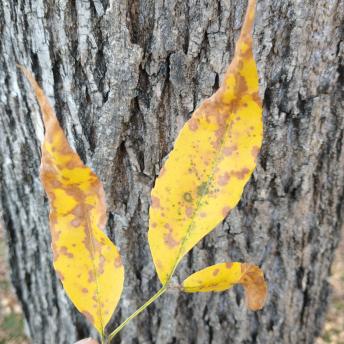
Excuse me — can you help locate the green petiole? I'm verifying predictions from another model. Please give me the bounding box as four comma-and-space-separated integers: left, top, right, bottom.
107, 285, 167, 341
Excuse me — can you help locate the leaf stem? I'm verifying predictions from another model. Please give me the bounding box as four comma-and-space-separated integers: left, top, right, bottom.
107, 286, 167, 341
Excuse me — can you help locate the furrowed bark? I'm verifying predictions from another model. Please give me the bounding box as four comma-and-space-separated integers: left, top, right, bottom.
0, 0, 343, 343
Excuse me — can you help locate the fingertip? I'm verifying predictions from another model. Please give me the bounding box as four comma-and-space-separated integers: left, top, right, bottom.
75, 338, 99, 344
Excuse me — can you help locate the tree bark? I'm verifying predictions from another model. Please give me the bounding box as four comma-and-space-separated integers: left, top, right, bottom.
0, 0, 343, 343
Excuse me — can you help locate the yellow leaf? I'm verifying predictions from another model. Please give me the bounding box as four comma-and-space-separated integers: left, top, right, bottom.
148, 0, 262, 285
182, 262, 267, 311
20, 68, 124, 335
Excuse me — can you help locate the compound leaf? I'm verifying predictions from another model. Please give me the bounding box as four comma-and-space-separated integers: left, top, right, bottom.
148, 0, 262, 285
182, 262, 267, 311
20, 68, 124, 335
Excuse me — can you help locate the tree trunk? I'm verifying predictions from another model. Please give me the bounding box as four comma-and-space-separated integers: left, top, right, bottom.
0, 0, 343, 343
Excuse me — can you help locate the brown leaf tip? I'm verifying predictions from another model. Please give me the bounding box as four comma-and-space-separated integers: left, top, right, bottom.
240, 264, 268, 311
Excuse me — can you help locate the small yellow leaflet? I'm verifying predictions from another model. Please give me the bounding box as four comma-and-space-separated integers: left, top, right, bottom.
182, 262, 267, 311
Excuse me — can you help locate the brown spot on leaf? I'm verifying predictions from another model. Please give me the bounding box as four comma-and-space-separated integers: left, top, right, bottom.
185, 207, 193, 218
235, 74, 248, 96
70, 218, 81, 227
151, 196, 161, 209
213, 121, 227, 148
164, 231, 179, 249
60, 246, 74, 258
251, 146, 260, 159
232, 167, 250, 180
183, 192, 193, 202
188, 118, 199, 131
65, 159, 81, 169
156, 260, 163, 270
51, 227, 61, 242
50, 179, 61, 188
222, 206, 231, 217
114, 256, 123, 268
212, 268, 220, 276
82, 288, 89, 294
98, 255, 105, 274
88, 270, 95, 283
71, 204, 84, 219
223, 145, 237, 156
218, 172, 230, 186
251, 92, 262, 106
58, 142, 73, 156
226, 262, 233, 269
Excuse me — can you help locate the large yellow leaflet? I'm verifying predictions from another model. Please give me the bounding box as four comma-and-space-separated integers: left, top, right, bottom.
148, 0, 262, 285
182, 262, 267, 311
21, 68, 124, 335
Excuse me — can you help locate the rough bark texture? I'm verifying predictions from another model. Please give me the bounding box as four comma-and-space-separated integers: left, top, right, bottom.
0, 0, 343, 343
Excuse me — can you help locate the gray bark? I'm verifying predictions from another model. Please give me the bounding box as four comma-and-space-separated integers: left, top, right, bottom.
0, 0, 343, 343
